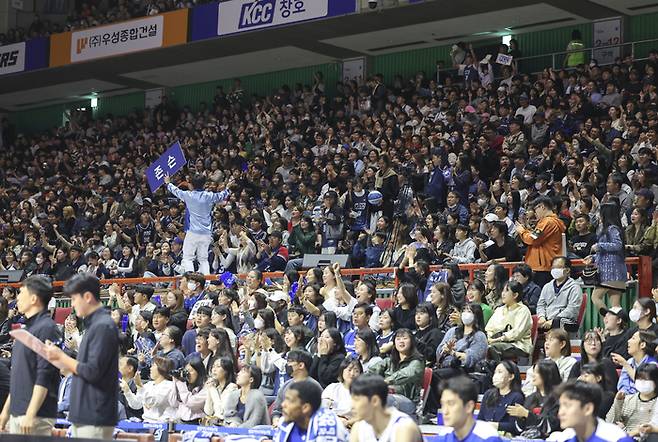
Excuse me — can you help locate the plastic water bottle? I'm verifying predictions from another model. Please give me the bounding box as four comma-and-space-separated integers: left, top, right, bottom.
121, 314, 129, 332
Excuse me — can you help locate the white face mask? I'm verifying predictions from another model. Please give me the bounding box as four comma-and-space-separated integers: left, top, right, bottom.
550, 268, 565, 280
254, 317, 264, 330
635, 379, 655, 394
629, 308, 643, 323
461, 311, 475, 325
187, 281, 198, 292
492, 373, 506, 388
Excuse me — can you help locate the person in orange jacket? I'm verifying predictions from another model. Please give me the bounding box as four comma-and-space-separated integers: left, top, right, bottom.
515, 197, 566, 287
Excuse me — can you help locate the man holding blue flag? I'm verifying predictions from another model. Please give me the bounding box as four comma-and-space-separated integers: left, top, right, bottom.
164, 174, 231, 275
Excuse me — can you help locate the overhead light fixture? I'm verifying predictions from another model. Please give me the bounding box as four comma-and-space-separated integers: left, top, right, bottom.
502, 35, 512, 45
91, 97, 98, 108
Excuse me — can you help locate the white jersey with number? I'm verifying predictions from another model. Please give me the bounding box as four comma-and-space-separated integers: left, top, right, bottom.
356, 408, 416, 442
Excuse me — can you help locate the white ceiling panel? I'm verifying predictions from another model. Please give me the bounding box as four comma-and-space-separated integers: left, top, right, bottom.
0, 79, 126, 110
122, 47, 336, 87
322, 3, 583, 54
590, 0, 658, 15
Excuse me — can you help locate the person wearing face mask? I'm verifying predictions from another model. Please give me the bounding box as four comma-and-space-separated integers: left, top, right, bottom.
606, 363, 658, 438
186, 273, 211, 318
535, 256, 582, 332
435, 304, 488, 379
477, 361, 525, 433
628, 298, 658, 335
612, 330, 657, 395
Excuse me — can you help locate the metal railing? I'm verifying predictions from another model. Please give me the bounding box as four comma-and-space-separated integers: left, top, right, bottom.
1, 256, 651, 302
439, 37, 658, 79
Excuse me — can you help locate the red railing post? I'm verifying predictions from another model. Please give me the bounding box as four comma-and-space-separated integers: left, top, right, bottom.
639, 255, 653, 298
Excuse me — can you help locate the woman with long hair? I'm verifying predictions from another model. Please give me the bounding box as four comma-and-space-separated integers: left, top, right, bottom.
465, 278, 493, 324
174, 357, 208, 424
164, 289, 189, 332
484, 263, 508, 309
427, 282, 454, 333
508, 359, 561, 437
435, 303, 488, 378
588, 201, 627, 310
625, 207, 649, 256
606, 363, 658, 437
477, 360, 525, 432
377, 309, 397, 354
211, 305, 237, 350
391, 282, 419, 330
354, 328, 383, 372
208, 328, 238, 369
288, 215, 317, 258
203, 356, 238, 424
413, 302, 443, 365
368, 328, 424, 416
578, 363, 614, 418
486, 280, 532, 361
254, 328, 286, 396
310, 328, 346, 388
568, 330, 619, 391
223, 365, 270, 427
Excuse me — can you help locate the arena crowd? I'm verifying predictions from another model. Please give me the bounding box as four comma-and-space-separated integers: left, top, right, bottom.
1, 33, 658, 441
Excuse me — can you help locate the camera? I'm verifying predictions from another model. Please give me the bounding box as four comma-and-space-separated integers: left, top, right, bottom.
368, 0, 378, 9
171, 368, 189, 380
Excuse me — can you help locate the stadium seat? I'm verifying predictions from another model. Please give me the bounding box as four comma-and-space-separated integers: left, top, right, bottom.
417, 367, 433, 415
51, 429, 67, 437
116, 433, 156, 442
186, 320, 193, 330
54, 307, 72, 325
577, 291, 588, 327
375, 298, 394, 311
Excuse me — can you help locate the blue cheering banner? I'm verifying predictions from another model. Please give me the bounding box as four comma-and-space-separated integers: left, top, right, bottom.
146, 141, 187, 192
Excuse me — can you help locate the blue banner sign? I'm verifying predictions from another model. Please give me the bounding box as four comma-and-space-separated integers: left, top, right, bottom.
145, 141, 187, 192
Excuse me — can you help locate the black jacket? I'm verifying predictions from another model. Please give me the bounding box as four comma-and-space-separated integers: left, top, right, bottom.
310, 353, 345, 388
9, 310, 61, 418
68, 308, 119, 426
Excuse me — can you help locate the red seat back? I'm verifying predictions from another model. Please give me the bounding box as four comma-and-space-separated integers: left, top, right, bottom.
530, 315, 539, 347
577, 292, 588, 326
375, 298, 394, 311
54, 307, 72, 325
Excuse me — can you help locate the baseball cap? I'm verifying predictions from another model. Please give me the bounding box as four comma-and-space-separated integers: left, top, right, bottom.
484, 213, 498, 222
637, 188, 654, 201
268, 290, 288, 303
599, 306, 629, 323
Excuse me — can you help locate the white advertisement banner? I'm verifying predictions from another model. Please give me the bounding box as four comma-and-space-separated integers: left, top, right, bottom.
71, 15, 164, 63
593, 17, 622, 65
218, 0, 328, 36
0, 42, 26, 76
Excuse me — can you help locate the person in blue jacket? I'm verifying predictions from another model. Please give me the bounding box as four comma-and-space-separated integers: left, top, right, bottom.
165, 173, 231, 275
558, 381, 633, 442
273, 379, 348, 442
